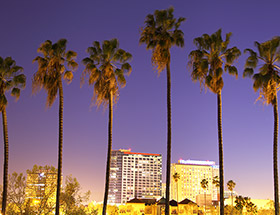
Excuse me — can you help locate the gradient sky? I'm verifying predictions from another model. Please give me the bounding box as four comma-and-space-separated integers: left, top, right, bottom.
0, 0, 279, 201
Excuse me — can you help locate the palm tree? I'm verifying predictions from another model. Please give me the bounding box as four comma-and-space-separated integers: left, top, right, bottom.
188, 29, 241, 215
173, 172, 180, 214
227, 180, 236, 208
243, 36, 280, 215
201, 178, 208, 213
212, 176, 220, 203
0, 57, 26, 215
139, 7, 185, 215
32, 39, 78, 215
81, 38, 132, 215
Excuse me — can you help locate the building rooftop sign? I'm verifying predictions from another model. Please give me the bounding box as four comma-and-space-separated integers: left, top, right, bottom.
178, 159, 215, 166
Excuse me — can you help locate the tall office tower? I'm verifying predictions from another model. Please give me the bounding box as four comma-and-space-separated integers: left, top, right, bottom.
108, 149, 162, 204
171, 159, 219, 203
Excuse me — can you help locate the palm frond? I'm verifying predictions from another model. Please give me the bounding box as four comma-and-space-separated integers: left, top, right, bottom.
11, 88, 20, 100
243, 68, 254, 78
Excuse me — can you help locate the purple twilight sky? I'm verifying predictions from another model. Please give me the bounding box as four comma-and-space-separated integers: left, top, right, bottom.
0, 0, 279, 201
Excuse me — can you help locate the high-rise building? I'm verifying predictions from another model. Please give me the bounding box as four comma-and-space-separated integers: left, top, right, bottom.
108, 149, 162, 204
25, 165, 57, 203
171, 159, 219, 203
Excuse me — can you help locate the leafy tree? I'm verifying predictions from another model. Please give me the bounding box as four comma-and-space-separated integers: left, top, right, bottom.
189, 29, 240, 215
0, 56, 26, 215
139, 7, 185, 215
243, 37, 280, 215
234, 195, 257, 215
33, 39, 78, 215
82, 38, 132, 215
235, 195, 245, 214
7, 172, 26, 214
227, 180, 236, 208
60, 175, 90, 214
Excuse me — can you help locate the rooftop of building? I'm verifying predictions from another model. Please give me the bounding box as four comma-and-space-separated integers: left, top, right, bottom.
176, 159, 218, 167
115, 148, 161, 157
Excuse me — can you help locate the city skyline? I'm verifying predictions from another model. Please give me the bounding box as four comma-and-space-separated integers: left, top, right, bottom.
0, 0, 279, 202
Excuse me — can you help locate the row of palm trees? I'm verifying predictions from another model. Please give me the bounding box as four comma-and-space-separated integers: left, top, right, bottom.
1, 6, 280, 215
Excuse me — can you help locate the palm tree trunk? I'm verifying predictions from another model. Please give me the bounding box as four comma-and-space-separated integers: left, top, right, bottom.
165, 60, 171, 215
217, 91, 224, 215
230, 191, 233, 215
1, 108, 9, 215
177, 181, 179, 214
102, 90, 113, 215
55, 78, 64, 215
273, 93, 279, 215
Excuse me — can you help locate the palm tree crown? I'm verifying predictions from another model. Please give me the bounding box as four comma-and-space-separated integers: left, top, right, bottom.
227, 180, 236, 192
32, 39, 78, 106
82, 38, 132, 106
244, 37, 280, 105
0, 57, 26, 109
189, 29, 241, 93
139, 6, 185, 73
212, 176, 220, 188
201, 178, 208, 190
173, 172, 180, 182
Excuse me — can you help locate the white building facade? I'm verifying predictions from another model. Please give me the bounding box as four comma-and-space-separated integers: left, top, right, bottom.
108, 149, 162, 204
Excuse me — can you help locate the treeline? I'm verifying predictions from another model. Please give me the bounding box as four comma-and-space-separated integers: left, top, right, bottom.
0, 165, 95, 215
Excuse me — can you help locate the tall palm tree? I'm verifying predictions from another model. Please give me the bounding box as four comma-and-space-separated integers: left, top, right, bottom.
33, 39, 78, 215
188, 29, 241, 215
243, 36, 280, 215
173, 172, 180, 214
81, 38, 132, 215
227, 180, 236, 208
139, 7, 185, 215
201, 178, 208, 213
0, 57, 26, 215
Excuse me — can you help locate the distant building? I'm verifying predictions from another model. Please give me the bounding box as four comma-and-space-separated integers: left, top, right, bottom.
108, 149, 162, 204
171, 159, 219, 203
25, 165, 57, 203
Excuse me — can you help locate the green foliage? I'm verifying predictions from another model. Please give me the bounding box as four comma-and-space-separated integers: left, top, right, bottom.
0, 56, 26, 110
82, 38, 132, 108
7, 172, 26, 214
234, 195, 258, 214
200, 178, 208, 190
227, 180, 236, 192
60, 175, 91, 214
33, 39, 78, 107
140, 6, 185, 74
212, 176, 220, 188
189, 29, 240, 94
244, 37, 280, 105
